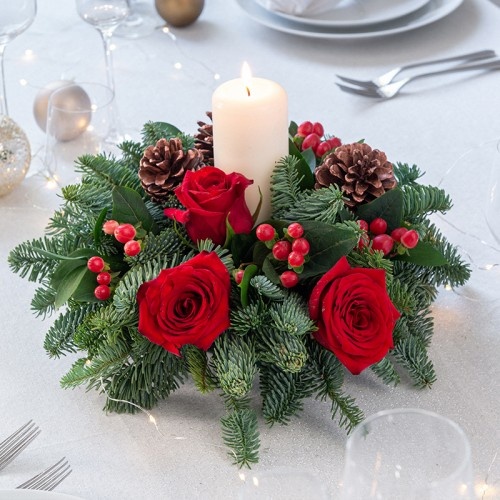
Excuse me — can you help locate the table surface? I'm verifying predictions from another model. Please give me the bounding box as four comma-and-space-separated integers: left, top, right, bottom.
1, 0, 499, 498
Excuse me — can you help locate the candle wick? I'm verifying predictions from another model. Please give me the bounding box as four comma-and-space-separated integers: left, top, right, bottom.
245, 86, 251, 97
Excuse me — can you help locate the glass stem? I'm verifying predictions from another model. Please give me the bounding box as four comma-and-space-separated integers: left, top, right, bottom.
0, 44, 8, 116
99, 29, 116, 94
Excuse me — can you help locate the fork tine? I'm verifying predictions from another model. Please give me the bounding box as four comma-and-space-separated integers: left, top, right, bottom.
16, 457, 72, 491
0, 421, 41, 471
335, 83, 381, 98
336, 74, 377, 88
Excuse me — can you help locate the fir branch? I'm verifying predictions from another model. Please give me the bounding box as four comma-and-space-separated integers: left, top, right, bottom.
196, 240, 234, 272
8, 236, 77, 282
30, 284, 57, 318
230, 303, 267, 336
268, 294, 316, 337
260, 364, 312, 425
44, 304, 98, 358
119, 140, 144, 166
371, 357, 400, 386
60, 181, 112, 213
183, 345, 217, 394
400, 183, 452, 221
220, 408, 260, 468
270, 156, 309, 218
250, 275, 285, 301
257, 328, 308, 374
282, 185, 346, 224
213, 335, 257, 399
393, 163, 423, 185
393, 336, 436, 388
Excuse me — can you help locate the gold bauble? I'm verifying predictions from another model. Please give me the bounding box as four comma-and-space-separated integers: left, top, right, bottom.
0, 115, 31, 197
154, 0, 204, 27
33, 81, 92, 142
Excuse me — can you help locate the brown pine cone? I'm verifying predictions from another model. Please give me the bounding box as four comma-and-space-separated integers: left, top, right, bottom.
139, 137, 203, 202
314, 142, 397, 208
194, 111, 214, 166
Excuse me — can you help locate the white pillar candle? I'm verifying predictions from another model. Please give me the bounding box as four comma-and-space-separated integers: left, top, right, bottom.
212, 63, 288, 221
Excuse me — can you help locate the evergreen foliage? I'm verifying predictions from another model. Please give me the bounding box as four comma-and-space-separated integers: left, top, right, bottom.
8, 122, 471, 468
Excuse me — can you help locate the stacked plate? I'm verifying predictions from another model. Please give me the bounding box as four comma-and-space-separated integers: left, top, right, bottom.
236, 0, 464, 39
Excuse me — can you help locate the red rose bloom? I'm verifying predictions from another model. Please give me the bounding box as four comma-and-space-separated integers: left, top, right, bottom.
137, 251, 230, 356
309, 256, 400, 375
164, 166, 254, 245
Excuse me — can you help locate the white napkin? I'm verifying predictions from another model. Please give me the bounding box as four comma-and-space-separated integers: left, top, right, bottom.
257, 0, 341, 16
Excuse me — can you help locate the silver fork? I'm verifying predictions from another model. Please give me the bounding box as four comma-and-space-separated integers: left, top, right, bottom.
336, 59, 500, 99
336, 49, 496, 88
16, 457, 72, 491
0, 421, 41, 471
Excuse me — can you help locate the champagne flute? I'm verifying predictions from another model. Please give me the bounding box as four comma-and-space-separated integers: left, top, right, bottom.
485, 140, 500, 244
340, 408, 474, 500
75, 0, 129, 142
114, 0, 159, 39
0, 0, 37, 116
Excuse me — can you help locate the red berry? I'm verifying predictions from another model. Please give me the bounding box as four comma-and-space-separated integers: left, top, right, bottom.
102, 219, 119, 235
292, 237, 310, 255
312, 122, 324, 137
96, 271, 111, 285
316, 141, 332, 157
94, 284, 111, 301
280, 271, 299, 288
328, 137, 341, 149
287, 222, 304, 239
357, 219, 369, 231
357, 233, 370, 250
256, 223, 276, 242
288, 251, 305, 268
370, 217, 388, 235
301, 133, 321, 153
234, 269, 245, 284
124, 240, 141, 256
391, 227, 408, 243
87, 256, 105, 273
400, 229, 419, 249
372, 234, 394, 256
114, 223, 136, 243
297, 121, 313, 137
272, 240, 292, 261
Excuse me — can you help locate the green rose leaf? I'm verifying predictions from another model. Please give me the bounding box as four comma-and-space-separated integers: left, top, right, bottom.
394, 241, 449, 267
355, 188, 404, 231
288, 139, 315, 190
111, 186, 159, 234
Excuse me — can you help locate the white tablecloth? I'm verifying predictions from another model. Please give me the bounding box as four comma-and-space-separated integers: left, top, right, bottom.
1, 0, 499, 498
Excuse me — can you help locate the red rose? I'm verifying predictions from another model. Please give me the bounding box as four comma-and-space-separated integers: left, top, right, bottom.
164, 166, 254, 245
309, 256, 400, 375
137, 251, 230, 356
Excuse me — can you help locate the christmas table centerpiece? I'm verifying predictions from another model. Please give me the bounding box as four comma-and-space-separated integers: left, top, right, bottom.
8, 71, 470, 467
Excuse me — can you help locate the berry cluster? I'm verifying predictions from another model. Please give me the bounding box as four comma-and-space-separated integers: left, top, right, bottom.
103, 220, 141, 257
358, 217, 419, 257
293, 120, 342, 158
86, 221, 144, 301
255, 222, 310, 288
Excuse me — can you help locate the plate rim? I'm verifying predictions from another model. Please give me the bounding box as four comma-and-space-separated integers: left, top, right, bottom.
265, 0, 432, 28
236, 0, 464, 40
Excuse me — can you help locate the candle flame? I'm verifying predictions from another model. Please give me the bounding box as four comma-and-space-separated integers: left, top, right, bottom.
241, 61, 252, 96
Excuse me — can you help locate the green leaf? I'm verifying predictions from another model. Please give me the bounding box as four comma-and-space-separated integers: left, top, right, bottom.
394, 241, 448, 267
54, 265, 89, 309
51, 248, 96, 289
355, 188, 404, 231
301, 148, 316, 173
111, 186, 159, 234
262, 254, 281, 285
240, 264, 258, 307
288, 139, 314, 190
93, 207, 108, 247
288, 121, 298, 137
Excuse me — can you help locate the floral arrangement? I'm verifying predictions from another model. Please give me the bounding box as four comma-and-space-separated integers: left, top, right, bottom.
9, 118, 470, 467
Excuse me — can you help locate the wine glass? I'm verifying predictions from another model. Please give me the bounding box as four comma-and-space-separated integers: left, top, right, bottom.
0, 0, 37, 116
114, 0, 159, 39
340, 408, 474, 500
75, 0, 129, 142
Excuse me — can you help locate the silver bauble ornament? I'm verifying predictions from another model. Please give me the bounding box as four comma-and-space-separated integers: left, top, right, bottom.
154, 0, 204, 27
33, 81, 92, 142
0, 115, 31, 197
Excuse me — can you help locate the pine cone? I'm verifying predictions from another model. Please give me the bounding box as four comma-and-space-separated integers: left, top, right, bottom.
139, 137, 203, 202
194, 111, 214, 166
314, 142, 397, 208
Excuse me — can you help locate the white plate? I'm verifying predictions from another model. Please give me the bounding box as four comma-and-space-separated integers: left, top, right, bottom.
0, 492, 83, 500
267, 0, 431, 28
237, 0, 464, 40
